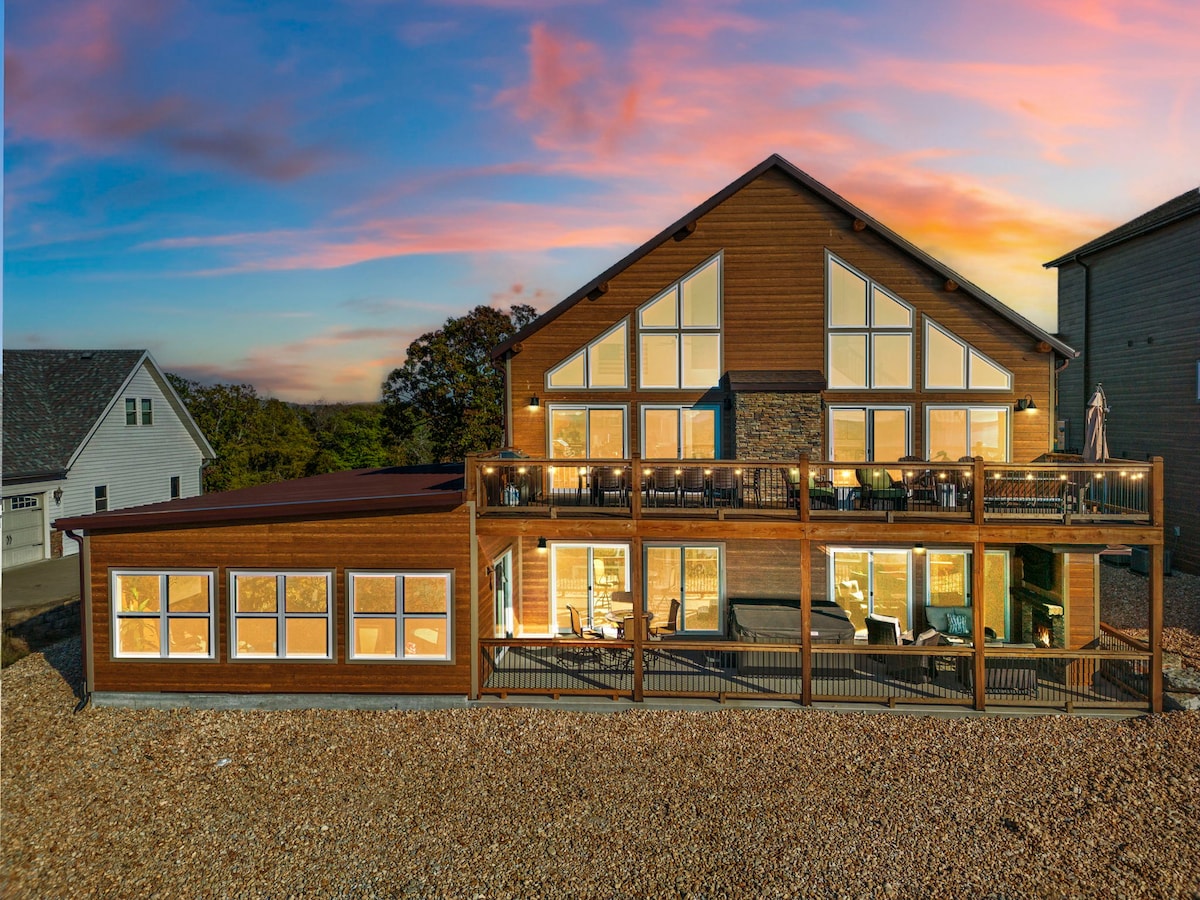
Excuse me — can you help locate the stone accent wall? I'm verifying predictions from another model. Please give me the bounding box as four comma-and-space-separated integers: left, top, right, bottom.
50, 530, 63, 559
732, 392, 823, 459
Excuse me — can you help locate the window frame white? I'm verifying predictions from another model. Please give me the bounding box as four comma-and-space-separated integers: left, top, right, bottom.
924, 404, 1012, 463
125, 398, 138, 426
639, 404, 721, 459
110, 569, 216, 660
170, 476, 181, 499
8, 495, 40, 511
825, 252, 914, 390
643, 542, 724, 636
347, 570, 454, 663
228, 570, 334, 662
637, 254, 723, 390
141, 398, 153, 426
94, 485, 108, 512
545, 318, 630, 391
922, 318, 1012, 391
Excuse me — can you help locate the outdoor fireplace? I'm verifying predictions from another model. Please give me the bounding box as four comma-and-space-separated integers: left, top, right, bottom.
1014, 592, 1066, 648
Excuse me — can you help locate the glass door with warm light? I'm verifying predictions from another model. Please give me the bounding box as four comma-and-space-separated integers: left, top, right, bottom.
829, 548, 911, 635
548, 406, 626, 494
550, 543, 629, 634
644, 545, 722, 634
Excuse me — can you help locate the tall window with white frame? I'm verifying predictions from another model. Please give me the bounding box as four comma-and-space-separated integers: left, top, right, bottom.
94, 485, 108, 512
927, 406, 1010, 462
348, 571, 452, 660
230, 572, 333, 660
125, 398, 138, 425
111, 571, 214, 658
826, 254, 913, 390
638, 255, 722, 389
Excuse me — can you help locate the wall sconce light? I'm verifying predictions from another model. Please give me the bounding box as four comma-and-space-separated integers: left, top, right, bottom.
537, 536, 547, 552
53, 488, 63, 504
528, 395, 540, 410
914, 542, 926, 555
1015, 395, 1037, 412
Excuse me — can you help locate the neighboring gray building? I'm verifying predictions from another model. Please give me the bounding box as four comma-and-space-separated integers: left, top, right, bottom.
1047, 187, 1200, 574
2, 350, 215, 568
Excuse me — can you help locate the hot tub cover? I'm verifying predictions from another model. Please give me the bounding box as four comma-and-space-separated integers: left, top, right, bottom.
730, 601, 856, 645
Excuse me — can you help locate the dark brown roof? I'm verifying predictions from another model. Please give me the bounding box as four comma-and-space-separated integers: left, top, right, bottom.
492, 153, 1076, 360
725, 370, 826, 392
55, 464, 465, 532
1045, 187, 1200, 267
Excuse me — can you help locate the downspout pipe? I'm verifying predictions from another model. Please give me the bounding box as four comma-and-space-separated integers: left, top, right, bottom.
1073, 253, 1092, 401
64, 529, 92, 711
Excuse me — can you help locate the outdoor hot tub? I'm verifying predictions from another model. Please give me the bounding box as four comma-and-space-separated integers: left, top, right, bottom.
730, 601, 856, 675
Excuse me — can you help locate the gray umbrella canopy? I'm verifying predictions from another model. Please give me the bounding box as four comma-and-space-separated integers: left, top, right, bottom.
1083, 384, 1109, 463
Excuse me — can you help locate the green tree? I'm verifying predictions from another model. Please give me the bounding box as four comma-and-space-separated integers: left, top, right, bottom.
381, 304, 539, 462
304, 403, 395, 475
168, 376, 317, 492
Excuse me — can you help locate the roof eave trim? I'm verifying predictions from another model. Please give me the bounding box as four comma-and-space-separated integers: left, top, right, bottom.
1043, 204, 1200, 268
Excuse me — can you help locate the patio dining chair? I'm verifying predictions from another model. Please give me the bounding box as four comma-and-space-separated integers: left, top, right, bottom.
679, 468, 706, 507
645, 467, 679, 507
709, 467, 738, 507
566, 604, 607, 664
593, 467, 626, 506
650, 598, 680, 638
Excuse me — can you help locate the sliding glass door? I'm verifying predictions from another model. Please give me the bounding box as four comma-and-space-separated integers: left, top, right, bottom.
550, 543, 628, 633
644, 545, 722, 633
829, 548, 911, 635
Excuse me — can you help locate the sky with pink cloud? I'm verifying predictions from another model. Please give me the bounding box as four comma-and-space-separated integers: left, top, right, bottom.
5, 0, 1198, 402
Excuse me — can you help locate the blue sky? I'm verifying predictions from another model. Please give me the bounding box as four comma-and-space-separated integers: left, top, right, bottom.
5, 0, 1198, 401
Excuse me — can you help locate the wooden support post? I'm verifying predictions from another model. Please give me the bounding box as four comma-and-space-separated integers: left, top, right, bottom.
1150, 458, 1164, 713
631, 458, 643, 520
972, 539, 987, 711
1150, 543, 1164, 713
798, 453, 811, 523
632, 535, 644, 702
972, 456, 986, 526
800, 538, 813, 706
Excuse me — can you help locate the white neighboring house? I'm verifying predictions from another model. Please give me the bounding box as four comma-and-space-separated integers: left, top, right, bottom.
2, 349, 215, 568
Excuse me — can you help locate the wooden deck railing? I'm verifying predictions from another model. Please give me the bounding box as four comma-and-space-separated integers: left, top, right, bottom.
478, 637, 1153, 711
466, 454, 1157, 524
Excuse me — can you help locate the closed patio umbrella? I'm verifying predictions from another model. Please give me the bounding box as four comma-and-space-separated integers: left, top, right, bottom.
1083, 384, 1109, 463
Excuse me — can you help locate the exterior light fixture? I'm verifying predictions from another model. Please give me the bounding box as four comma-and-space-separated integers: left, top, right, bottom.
528, 395, 540, 409
914, 543, 926, 555
53, 488, 64, 504
537, 536, 547, 552
1015, 395, 1037, 412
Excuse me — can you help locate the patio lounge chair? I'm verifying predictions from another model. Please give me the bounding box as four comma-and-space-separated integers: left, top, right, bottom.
856, 468, 907, 510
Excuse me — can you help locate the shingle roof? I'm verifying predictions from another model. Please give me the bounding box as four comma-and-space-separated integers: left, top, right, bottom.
54, 463, 465, 532
493, 153, 1077, 360
3, 349, 149, 481
1045, 187, 1200, 267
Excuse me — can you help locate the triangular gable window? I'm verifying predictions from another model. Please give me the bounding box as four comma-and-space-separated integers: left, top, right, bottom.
546, 320, 628, 390
923, 318, 1012, 390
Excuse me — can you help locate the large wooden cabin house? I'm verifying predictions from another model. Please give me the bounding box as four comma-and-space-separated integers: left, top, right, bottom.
58, 156, 1166, 712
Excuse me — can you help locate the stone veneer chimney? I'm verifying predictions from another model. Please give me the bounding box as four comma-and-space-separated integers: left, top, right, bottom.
725, 371, 826, 460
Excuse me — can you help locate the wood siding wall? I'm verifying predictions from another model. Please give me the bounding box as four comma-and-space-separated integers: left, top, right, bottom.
88, 509, 474, 694
1066, 553, 1099, 649
509, 169, 1056, 462
1056, 214, 1200, 573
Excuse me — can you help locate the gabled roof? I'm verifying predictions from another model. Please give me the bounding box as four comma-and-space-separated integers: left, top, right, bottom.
492, 153, 1076, 360
1044, 187, 1200, 267
2, 349, 216, 482
54, 463, 465, 532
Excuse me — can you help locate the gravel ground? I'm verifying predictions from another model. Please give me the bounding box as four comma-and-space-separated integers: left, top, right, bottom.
1100, 565, 1200, 668
4, 639, 1200, 899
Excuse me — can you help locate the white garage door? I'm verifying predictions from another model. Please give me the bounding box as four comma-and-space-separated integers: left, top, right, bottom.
3, 495, 46, 569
